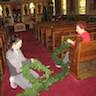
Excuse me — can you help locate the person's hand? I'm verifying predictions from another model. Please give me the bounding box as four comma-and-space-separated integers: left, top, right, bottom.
46, 65, 50, 68
67, 39, 75, 45
31, 58, 34, 62
67, 39, 72, 43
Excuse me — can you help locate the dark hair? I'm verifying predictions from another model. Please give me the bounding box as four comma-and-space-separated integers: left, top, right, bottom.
76, 21, 87, 30
8, 35, 21, 49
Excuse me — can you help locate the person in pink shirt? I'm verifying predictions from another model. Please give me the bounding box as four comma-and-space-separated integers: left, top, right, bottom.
67, 21, 91, 45
56, 21, 91, 68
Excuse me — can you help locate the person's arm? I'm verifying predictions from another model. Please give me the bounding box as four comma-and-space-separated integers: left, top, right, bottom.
6, 52, 22, 73
18, 49, 27, 61
31, 58, 34, 62
67, 39, 75, 45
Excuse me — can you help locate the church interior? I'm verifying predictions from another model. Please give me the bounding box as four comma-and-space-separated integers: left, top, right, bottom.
0, 0, 96, 96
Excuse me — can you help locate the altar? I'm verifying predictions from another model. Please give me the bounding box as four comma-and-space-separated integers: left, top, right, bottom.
14, 23, 26, 32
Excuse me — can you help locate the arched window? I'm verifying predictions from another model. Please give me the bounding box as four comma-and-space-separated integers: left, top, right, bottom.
61, 0, 67, 15
0, 5, 3, 17
79, 0, 86, 14
29, 2, 35, 14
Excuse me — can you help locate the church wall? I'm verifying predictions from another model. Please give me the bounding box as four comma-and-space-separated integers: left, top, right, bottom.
0, 0, 96, 26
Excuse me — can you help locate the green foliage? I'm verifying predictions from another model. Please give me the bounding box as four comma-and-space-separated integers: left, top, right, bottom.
52, 41, 71, 66
17, 41, 71, 96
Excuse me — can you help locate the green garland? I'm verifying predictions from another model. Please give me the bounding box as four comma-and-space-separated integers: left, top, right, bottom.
52, 41, 71, 66
17, 41, 71, 96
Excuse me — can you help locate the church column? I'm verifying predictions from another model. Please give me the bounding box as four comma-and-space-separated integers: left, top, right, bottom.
67, 0, 76, 15
55, 0, 62, 16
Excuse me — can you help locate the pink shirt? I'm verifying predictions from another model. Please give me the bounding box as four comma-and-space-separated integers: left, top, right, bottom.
72, 31, 91, 46
78, 31, 91, 43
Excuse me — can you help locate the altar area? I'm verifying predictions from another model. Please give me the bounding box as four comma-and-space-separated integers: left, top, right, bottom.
0, 0, 45, 32
14, 23, 26, 32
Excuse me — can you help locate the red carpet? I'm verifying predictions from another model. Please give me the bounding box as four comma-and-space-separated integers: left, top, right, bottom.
2, 31, 96, 96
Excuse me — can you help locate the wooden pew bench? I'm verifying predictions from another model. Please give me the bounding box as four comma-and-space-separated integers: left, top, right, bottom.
60, 34, 77, 59
60, 31, 96, 59
40, 25, 53, 46
46, 24, 96, 52
35, 21, 75, 43
0, 37, 6, 77
69, 39, 96, 79
36, 22, 96, 53
0, 27, 10, 77
52, 26, 76, 51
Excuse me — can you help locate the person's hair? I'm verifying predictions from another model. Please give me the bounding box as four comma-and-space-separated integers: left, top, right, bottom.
11, 38, 21, 45
76, 21, 87, 30
8, 35, 22, 49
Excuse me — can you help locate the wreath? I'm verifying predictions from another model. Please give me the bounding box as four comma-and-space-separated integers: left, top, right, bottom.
52, 41, 71, 66
17, 41, 71, 96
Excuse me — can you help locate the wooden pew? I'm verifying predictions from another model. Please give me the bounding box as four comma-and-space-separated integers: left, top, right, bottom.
0, 27, 9, 51
40, 25, 53, 45
52, 26, 76, 51
44, 27, 53, 50
35, 21, 75, 43
35, 21, 96, 53
0, 37, 6, 77
0, 27, 10, 77
60, 34, 77, 59
35, 22, 54, 41
60, 31, 96, 59
51, 25, 96, 52
40, 22, 75, 51
40, 25, 75, 51
69, 39, 96, 79
90, 31, 96, 40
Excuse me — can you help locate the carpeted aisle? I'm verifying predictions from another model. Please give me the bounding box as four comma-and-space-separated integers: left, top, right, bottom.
2, 31, 96, 96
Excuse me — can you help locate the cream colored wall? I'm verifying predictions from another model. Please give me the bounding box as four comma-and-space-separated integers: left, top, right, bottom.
1, 0, 96, 25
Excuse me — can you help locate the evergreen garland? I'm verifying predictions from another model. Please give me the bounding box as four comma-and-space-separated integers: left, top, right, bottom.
17, 41, 71, 96
52, 41, 71, 66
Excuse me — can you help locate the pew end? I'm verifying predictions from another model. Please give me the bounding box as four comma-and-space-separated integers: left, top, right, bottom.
69, 40, 96, 80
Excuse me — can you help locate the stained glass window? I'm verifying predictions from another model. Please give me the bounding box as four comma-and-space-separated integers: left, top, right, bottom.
0, 5, 3, 17
79, 0, 86, 14
52, 0, 55, 16
62, 0, 67, 15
